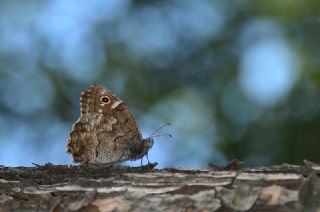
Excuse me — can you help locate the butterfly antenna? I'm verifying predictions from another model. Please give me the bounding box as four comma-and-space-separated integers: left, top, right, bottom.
149, 122, 171, 137
151, 133, 173, 139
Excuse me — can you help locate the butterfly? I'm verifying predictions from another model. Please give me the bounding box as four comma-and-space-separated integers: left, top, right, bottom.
66, 84, 153, 165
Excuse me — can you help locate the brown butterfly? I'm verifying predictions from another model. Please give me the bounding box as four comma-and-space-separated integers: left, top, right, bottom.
66, 84, 153, 165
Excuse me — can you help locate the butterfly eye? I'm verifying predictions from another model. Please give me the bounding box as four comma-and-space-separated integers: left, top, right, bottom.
100, 96, 111, 104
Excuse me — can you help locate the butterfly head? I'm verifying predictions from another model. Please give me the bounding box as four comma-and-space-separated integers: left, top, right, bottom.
144, 137, 154, 150
137, 137, 154, 159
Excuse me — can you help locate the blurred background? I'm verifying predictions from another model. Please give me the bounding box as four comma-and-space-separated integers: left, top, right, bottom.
1, 0, 320, 168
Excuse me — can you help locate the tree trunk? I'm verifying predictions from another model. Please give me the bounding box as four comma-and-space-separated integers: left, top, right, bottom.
0, 160, 319, 211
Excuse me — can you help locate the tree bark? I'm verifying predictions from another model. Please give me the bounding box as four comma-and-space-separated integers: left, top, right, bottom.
0, 160, 319, 211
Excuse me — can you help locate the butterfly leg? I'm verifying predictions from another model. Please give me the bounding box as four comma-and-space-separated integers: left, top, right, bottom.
146, 152, 151, 164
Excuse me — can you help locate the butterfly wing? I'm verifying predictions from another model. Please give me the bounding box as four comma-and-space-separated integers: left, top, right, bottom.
67, 84, 149, 165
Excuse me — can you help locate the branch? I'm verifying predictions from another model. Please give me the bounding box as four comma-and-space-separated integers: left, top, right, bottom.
0, 161, 319, 211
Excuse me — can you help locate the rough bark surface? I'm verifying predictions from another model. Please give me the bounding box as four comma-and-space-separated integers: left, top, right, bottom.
0, 160, 320, 211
